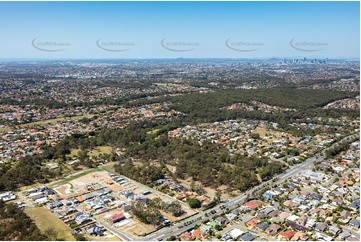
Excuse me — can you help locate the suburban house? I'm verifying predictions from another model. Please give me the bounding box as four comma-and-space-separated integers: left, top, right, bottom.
109, 213, 126, 223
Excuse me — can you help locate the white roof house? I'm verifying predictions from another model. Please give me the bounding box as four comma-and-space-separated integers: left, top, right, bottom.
230, 228, 244, 239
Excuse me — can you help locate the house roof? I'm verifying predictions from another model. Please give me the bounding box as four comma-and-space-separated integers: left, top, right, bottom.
279, 212, 290, 219
279, 230, 295, 239
229, 228, 244, 239
179, 232, 192, 241
76, 196, 85, 202
340, 210, 350, 218
215, 216, 227, 223
288, 221, 308, 232
256, 222, 269, 230
269, 210, 281, 217
199, 225, 212, 232
245, 202, 258, 209
192, 229, 204, 239
246, 218, 259, 228
316, 222, 328, 231
260, 207, 275, 215
207, 221, 220, 228
346, 237, 360, 241
291, 231, 306, 241
349, 220, 360, 227
86, 224, 104, 235
109, 213, 125, 222
240, 232, 255, 241
339, 231, 351, 239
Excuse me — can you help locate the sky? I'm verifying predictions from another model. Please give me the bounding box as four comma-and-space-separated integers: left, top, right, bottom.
0, 1, 359, 59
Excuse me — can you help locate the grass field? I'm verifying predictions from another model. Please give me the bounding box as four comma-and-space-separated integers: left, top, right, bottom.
19, 182, 42, 191
51, 167, 105, 186
254, 126, 281, 141
19, 115, 88, 128
86, 234, 120, 241
68, 149, 81, 158
147, 128, 161, 135
89, 146, 113, 157
25, 207, 75, 241
0, 126, 11, 133
68, 146, 113, 158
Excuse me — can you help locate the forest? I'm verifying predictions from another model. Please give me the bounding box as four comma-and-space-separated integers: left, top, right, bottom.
0, 88, 358, 192
108, 125, 286, 191
127, 88, 359, 128
0, 201, 49, 240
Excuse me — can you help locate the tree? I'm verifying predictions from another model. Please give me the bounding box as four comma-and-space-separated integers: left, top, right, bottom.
0, 201, 50, 240
187, 197, 201, 208
168, 236, 177, 241
74, 234, 87, 241
168, 201, 184, 217
131, 201, 162, 226
44, 228, 59, 241
250, 132, 261, 139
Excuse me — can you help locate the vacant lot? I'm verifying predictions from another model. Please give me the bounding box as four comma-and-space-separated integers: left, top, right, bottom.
69, 145, 113, 158
51, 167, 105, 187
254, 127, 282, 140
25, 207, 75, 241
86, 234, 120, 241
0, 126, 11, 133
53, 170, 126, 198
89, 146, 113, 157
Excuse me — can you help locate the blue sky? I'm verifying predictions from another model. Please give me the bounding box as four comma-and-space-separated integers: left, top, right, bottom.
0, 1, 359, 59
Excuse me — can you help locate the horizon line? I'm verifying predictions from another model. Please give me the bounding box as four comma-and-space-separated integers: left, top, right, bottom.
0, 57, 359, 62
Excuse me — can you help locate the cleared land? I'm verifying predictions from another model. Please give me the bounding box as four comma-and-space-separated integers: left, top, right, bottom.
86, 234, 120, 241
89, 145, 113, 157
0, 126, 11, 133
69, 145, 113, 158
254, 127, 282, 140
51, 167, 105, 186
25, 207, 75, 241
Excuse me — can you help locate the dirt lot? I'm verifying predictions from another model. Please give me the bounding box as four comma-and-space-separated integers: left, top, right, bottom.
98, 209, 155, 237
53, 171, 128, 199
69, 171, 108, 188
53, 183, 73, 198
122, 218, 155, 236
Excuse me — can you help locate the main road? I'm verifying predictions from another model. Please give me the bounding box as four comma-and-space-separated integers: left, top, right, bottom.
143, 133, 359, 241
